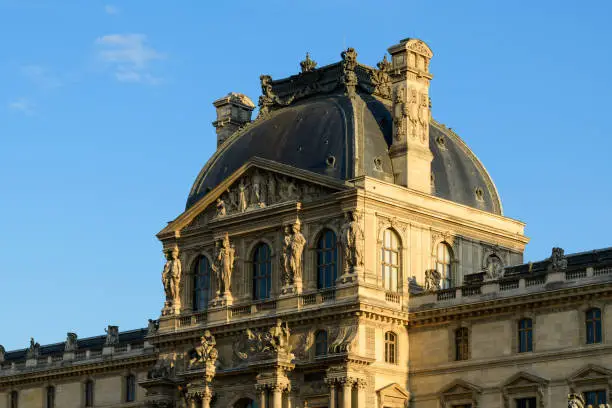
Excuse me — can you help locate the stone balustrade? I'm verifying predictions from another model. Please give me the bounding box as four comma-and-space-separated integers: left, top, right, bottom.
410, 266, 612, 310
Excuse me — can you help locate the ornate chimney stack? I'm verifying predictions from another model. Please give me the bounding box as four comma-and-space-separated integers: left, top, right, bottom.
387, 38, 434, 193
212, 93, 255, 147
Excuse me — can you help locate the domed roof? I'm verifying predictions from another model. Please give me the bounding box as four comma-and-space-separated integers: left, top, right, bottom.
187, 59, 502, 215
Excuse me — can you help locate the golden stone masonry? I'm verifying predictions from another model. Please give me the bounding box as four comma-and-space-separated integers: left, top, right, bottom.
2, 37, 611, 408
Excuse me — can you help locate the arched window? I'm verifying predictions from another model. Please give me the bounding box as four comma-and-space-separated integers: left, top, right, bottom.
46, 386, 55, 408
518, 318, 533, 353
315, 330, 328, 356
84, 380, 94, 407
436, 242, 452, 289
384, 331, 397, 364
10, 390, 18, 408
125, 374, 136, 402
253, 244, 272, 300
455, 327, 469, 361
193, 256, 212, 311
381, 229, 400, 292
317, 229, 338, 289
586, 308, 602, 344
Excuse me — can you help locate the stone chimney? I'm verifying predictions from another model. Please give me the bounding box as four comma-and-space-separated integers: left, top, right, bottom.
387, 38, 434, 193
212, 93, 255, 147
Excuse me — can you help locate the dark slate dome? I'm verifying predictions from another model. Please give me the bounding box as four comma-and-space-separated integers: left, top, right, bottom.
187, 61, 502, 215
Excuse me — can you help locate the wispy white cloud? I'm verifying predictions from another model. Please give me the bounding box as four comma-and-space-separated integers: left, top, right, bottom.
21, 65, 62, 89
104, 5, 119, 15
8, 98, 35, 115
95, 34, 165, 84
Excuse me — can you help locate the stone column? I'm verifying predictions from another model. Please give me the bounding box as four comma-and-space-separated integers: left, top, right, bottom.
256, 385, 267, 408
201, 389, 213, 408
325, 378, 337, 408
341, 379, 353, 408
355, 379, 367, 408
271, 384, 283, 408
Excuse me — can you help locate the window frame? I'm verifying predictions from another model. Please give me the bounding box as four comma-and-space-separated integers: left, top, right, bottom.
436, 242, 453, 289
252, 243, 272, 301
192, 255, 212, 311
518, 318, 533, 353
455, 327, 469, 361
314, 330, 328, 357
583, 389, 607, 406
46, 386, 55, 408
514, 397, 537, 408
125, 373, 136, 402
381, 229, 401, 293
84, 379, 94, 407
384, 331, 398, 364
10, 390, 18, 408
316, 229, 338, 290
586, 307, 603, 344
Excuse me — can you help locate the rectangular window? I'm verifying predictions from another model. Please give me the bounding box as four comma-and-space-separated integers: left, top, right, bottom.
10, 391, 18, 408
85, 381, 94, 407
126, 374, 136, 402
586, 308, 603, 344
584, 390, 607, 406
455, 328, 469, 361
515, 397, 537, 408
518, 319, 533, 353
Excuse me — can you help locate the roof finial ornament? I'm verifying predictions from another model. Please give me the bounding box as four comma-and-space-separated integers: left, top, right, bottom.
300, 52, 317, 73
372, 55, 392, 99
341, 47, 358, 98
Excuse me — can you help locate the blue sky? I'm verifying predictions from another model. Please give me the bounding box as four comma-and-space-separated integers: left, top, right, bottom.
0, 0, 610, 350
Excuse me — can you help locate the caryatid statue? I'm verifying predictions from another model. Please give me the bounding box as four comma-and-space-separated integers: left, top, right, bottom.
162, 247, 182, 310
213, 233, 235, 298
340, 211, 364, 273
289, 219, 306, 283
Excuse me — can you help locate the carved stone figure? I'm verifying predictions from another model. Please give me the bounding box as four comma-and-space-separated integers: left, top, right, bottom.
147, 319, 158, 335
418, 91, 430, 142
105, 325, 119, 346
148, 356, 174, 379
341, 48, 358, 97
267, 173, 277, 204
250, 170, 265, 207
281, 225, 292, 286
568, 393, 585, 408
258, 74, 275, 118
188, 330, 218, 368
300, 52, 317, 73
26, 337, 40, 359
372, 55, 392, 99
269, 319, 291, 353
238, 178, 248, 212
64, 332, 78, 352
212, 233, 235, 297
289, 220, 306, 282
162, 247, 182, 310
215, 198, 226, 217
227, 188, 239, 212
407, 87, 418, 139
0, 345, 5, 363
340, 211, 364, 273
424, 269, 442, 292
551, 247, 568, 271
485, 254, 504, 280
393, 88, 406, 141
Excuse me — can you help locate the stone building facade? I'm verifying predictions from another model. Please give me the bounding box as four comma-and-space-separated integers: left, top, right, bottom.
1, 37, 611, 408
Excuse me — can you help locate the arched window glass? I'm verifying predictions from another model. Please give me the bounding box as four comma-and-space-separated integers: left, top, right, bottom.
84, 380, 94, 407
381, 229, 400, 292
518, 318, 533, 353
125, 374, 136, 402
455, 327, 469, 361
193, 256, 212, 311
436, 243, 452, 289
315, 330, 328, 356
46, 386, 55, 408
317, 229, 338, 289
586, 308, 602, 344
253, 244, 272, 300
384, 332, 397, 364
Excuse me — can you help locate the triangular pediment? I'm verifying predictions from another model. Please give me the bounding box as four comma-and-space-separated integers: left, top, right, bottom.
440, 379, 482, 396
377, 383, 411, 399
503, 371, 548, 389
569, 364, 612, 382
158, 157, 348, 238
